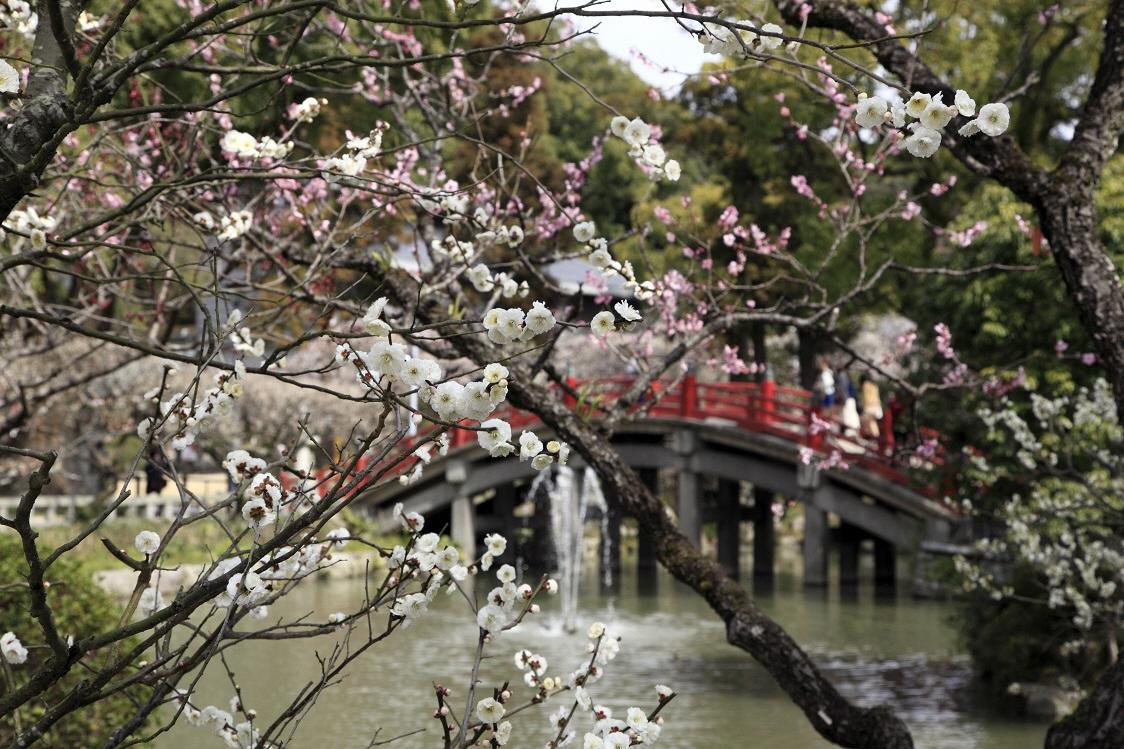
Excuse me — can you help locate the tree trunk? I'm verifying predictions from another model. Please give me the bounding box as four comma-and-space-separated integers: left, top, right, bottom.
753, 321, 768, 383
1044, 658, 1124, 749
797, 327, 820, 390
773, 3, 1124, 744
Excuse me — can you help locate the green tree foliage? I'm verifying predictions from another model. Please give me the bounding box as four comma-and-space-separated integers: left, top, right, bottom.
0, 534, 152, 746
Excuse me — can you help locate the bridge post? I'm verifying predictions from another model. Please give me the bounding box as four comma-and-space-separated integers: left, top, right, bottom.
874, 538, 897, 594
492, 483, 517, 543
752, 487, 775, 584
451, 495, 476, 560
636, 468, 658, 572
798, 464, 828, 587
803, 505, 829, 588
447, 461, 476, 559
716, 479, 741, 578
673, 430, 701, 548
838, 522, 862, 589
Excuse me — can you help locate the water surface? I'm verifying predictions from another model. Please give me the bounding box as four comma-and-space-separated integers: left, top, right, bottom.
157, 568, 1047, 748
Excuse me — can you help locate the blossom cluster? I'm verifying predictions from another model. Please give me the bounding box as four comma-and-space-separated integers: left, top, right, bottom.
173, 693, 261, 749
854, 88, 1010, 158
0, 0, 36, 39
521, 621, 671, 747
138, 360, 248, 451
608, 116, 680, 182
959, 379, 1124, 635
321, 124, 386, 181
221, 130, 293, 161
3, 206, 56, 250
697, 19, 785, 58
574, 219, 654, 303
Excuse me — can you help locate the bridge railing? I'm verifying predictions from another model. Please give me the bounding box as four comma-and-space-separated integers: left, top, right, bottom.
309, 374, 956, 504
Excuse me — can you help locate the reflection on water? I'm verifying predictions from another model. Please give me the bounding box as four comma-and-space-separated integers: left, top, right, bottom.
158, 568, 1047, 749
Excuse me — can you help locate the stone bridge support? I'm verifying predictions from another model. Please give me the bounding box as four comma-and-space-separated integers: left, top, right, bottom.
799, 463, 829, 588
874, 538, 897, 592
838, 522, 863, 589
637, 467, 659, 573
673, 430, 701, 548
447, 460, 476, 559
716, 479, 741, 578
752, 487, 775, 584
803, 504, 830, 588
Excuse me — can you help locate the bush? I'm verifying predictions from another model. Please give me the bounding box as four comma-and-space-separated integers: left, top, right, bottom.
956, 566, 1096, 704
0, 533, 152, 746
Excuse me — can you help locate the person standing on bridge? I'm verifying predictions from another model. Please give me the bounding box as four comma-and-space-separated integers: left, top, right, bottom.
860, 373, 883, 439
817, 358, 836, 410
835, 366, 853, 415
144, 448, 169, 496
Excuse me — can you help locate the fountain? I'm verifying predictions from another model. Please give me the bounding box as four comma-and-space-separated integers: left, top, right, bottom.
537, 465, 610, 632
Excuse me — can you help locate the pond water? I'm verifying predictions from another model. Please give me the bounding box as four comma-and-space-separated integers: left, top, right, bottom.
157, 567, 1047, 749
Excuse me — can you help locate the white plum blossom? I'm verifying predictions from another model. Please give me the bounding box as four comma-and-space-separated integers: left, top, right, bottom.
394, 502, 424, 532
518, 431, 544, 461
362, 297, 392, 337
1, 632, 28, 664
759, 22, 784, 50
134, 530, 160, 556
613, 300, 641, 323
367, 341, 409, 378
218, 210, 252, 241
478, 418, 515, 457
430, 381, 465, 421
605, 732, 631, 748
483, 363, 508, 384
590, 311, 616, 337
976, 102, 1011, 136
958, 119, 981, 137
290, 96, 323, 123
242, 498, 276, 530
904, 125, 942, 158
477, 697, 505, 724
435, 545, 460, 570
854, 95, 888, 128
920, 93, 954, 130
621, 118, 650, 147
857, 87, 1010, 159
391, 592, 429, 626
222, 450, 267, 482
485, 532, 507, 557
524, 302, 557, 337
0, 59, 20, 94
905, 91, 931, 119
573, 221, 597, 243
221, 130, 259, 158
954, 89, 977, 117
477, 603, 508, 633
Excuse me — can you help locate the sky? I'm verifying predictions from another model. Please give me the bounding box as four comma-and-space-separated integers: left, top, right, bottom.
538, 1, 717, 92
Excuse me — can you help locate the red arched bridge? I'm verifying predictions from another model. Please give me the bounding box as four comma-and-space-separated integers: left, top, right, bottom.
334, 376, 966, 588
